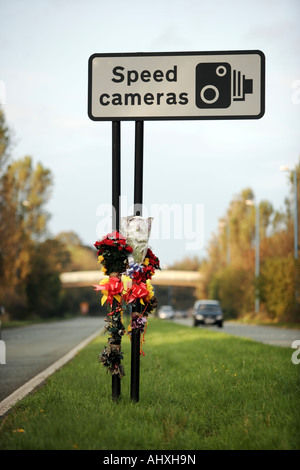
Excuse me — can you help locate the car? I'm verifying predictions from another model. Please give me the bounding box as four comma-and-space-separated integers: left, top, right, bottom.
192, 300, 223, 327
157, 305, 175, 320
175, 310, 188, 318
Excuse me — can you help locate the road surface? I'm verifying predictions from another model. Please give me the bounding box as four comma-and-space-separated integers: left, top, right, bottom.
0, 316, 104, 402
174, 317, 300, 347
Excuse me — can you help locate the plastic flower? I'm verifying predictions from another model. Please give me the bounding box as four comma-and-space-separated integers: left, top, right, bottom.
94, 231, 133, 275
93, 277, 124, 306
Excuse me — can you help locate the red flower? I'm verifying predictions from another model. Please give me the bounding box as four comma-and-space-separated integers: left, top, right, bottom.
104, 239, 114, 246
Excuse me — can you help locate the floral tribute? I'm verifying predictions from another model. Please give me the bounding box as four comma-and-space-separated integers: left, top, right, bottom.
93, 230, 160, 377
94, 231, 133, 276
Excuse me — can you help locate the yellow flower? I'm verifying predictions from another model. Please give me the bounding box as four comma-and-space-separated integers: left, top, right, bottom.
144, 258, 149, 266
98, 255, 104, 263
146, 280, 154, 299
13, 428, 25, 433
122, 275, 132, 292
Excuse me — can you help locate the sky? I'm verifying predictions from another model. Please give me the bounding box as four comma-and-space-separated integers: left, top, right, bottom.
0, 0, 299, 267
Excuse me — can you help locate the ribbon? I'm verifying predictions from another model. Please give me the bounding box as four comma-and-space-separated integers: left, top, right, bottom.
125, 282, 149, 304
126, 262, 143, 278
93, 276, 123, 306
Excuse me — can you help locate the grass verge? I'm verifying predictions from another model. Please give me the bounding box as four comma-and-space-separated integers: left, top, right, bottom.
0, 318, 299, 450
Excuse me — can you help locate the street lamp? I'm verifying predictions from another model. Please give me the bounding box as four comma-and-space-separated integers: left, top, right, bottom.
245, 199, 260, 313
280, 166, 298, 260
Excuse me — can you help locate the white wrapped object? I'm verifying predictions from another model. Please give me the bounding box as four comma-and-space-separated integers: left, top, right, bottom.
121, 216, 153, 264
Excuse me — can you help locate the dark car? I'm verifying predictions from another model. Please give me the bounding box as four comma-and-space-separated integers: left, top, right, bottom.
193, 300, 223, 327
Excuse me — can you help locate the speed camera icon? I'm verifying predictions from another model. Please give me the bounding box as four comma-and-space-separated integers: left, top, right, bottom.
195, 62, 253, 109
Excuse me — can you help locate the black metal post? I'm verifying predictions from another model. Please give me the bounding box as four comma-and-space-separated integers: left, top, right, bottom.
112, 120, 121, 401
131, 318, 140, 402
134, 120, 144, 217
112, 121, 121, 232
131, 120, 144, 402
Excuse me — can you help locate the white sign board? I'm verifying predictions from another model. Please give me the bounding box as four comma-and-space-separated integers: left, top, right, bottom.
88, 51, 265, 121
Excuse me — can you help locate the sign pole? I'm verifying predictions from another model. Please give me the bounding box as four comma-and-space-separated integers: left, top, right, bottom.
131, 120, 144, 402
112, 121, 121, 232
112, 120, 121, 401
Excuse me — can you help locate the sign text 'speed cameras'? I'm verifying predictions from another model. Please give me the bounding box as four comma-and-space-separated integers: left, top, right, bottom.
99, 65, 189, 107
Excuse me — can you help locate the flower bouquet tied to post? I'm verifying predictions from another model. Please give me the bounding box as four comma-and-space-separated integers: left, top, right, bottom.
93, 222, 160, 376
94, 230, 133, 276
93, 231, 133, 378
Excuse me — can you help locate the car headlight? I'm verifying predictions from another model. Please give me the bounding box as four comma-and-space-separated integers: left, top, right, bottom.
216, 315, 223, 320
195, 314, 204, 320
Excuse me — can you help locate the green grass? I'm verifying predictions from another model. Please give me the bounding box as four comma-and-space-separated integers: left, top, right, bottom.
0, 318, 299, 450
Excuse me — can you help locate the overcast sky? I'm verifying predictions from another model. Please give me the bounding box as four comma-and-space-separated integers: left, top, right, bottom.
1, 0, 299, 266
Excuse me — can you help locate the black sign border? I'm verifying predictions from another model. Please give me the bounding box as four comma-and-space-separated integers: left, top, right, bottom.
88, 50, 265, 121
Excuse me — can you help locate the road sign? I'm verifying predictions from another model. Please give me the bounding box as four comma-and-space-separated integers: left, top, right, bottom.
88, 50, 265, 121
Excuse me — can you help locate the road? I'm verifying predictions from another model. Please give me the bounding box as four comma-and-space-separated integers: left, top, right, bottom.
0, 316, 104, 402
174, 317, 300, 347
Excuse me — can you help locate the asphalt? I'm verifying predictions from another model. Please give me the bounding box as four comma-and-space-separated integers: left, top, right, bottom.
174, 318, 300, 347
0, 318, 104, 417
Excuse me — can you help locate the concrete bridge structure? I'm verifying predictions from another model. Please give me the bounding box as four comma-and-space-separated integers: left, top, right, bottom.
60, 270, 202, 288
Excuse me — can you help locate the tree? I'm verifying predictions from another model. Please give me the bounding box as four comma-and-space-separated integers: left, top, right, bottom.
26, 239, 70, 318
208, 266, 254, 318
6, 156, 52, 240
0, 109, 54, 317
260, 254, 296, 320
0, 156, 53, 288
197, 175, 300, 321
55, 231, 97, 271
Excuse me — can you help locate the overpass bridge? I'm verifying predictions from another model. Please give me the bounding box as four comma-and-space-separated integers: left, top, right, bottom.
60, 270, 202, 288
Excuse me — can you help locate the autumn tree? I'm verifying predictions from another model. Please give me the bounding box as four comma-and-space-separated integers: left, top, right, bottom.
0, 109, 56, 317
26, 238, 70, 318
55, 231, 97, 271
197, 176, 299, 322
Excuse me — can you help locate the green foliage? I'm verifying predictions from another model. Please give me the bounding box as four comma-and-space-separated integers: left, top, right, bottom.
55, 231, 97, 272
199, 168, 300, 322
260, 254, 296, 319
208, 267, 254, 318
25, 239, 70, 318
